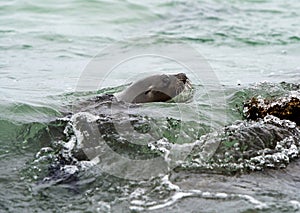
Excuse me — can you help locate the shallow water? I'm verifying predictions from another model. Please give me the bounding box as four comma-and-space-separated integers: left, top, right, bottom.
1, 0, 300, 212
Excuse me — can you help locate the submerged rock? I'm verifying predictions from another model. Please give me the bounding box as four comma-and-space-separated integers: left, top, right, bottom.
183, 115, 300, 174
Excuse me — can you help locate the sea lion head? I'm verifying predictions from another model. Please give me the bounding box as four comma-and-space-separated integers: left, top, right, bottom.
116, 73, 193, 103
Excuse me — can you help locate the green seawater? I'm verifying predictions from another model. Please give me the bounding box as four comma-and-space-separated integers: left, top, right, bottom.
1, 0, 300, 212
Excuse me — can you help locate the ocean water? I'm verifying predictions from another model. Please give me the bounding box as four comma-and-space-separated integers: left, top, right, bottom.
1, 0, 300, 212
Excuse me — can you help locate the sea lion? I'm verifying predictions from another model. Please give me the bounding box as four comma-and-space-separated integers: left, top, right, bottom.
72, 73, 193, 114
115, 73, 193, 103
